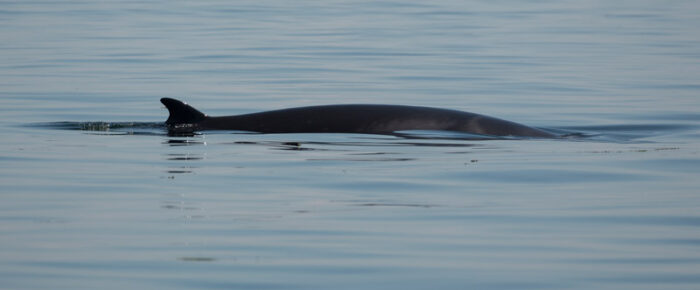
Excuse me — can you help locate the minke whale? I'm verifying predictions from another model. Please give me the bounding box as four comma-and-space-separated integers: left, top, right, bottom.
161, 97, 555, 138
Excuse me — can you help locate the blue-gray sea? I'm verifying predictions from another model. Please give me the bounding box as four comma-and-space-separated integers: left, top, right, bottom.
2, 1, 700, 289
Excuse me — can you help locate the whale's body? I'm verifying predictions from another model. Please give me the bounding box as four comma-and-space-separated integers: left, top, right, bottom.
161, 98, 554, 138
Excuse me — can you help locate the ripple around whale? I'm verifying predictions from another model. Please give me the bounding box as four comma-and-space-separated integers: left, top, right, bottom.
26, 98, 696, 143
29, 120, 561, 141
29, 119, 692, 143
26, 121, 167, 136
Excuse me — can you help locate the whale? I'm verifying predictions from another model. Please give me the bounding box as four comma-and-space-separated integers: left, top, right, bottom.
160, 97, 555, 138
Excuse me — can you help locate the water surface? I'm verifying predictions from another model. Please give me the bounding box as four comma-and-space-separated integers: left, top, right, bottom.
1, 1, 700, 289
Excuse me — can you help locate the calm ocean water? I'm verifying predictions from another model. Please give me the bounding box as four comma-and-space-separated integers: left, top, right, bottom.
2, 0, 700, 289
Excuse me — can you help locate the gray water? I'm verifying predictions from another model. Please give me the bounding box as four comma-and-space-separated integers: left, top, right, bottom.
2, 1, 700, 289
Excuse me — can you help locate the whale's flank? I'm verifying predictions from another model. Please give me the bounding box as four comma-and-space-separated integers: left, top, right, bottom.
160, 97, 555, 138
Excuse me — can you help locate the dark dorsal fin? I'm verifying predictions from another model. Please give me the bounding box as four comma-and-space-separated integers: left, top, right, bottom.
160, 98, 207, 125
